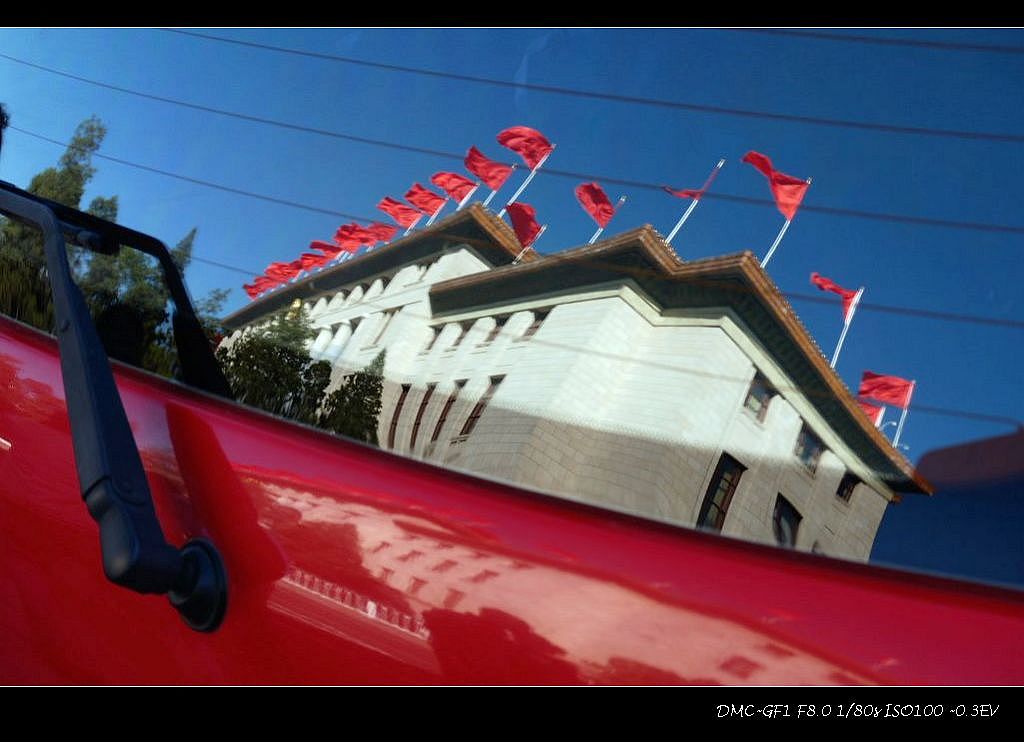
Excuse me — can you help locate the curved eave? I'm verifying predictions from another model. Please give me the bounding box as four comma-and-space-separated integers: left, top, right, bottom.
222, 204, 529, 330
430, 226, 932, 495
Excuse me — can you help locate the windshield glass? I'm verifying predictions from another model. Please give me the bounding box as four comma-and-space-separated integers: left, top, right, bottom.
1, 27, 1021, 590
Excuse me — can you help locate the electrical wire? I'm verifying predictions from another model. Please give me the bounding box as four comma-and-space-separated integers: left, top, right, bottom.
159, 29, 1024, 144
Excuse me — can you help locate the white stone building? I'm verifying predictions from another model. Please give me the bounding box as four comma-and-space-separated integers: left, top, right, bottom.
223, 205, 930, 561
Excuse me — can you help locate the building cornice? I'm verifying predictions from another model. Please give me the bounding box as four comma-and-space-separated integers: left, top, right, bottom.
429, 225, 931, 495
222, 204, 529, 329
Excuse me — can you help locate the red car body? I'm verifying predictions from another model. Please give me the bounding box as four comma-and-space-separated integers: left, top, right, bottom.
2, 315, 1023, 685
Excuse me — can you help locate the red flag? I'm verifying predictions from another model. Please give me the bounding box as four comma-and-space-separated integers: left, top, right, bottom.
431, 171, 477, 202
366, 222, 399, 242
506, 202, 542, 248
310, 239, 346, 256
858, 371, 915, 409
663, 185, 706, 200
575, 182, 616, 228
405, 183, 447, 214
300, 252, 330, 271
857, 398, 885, 427
244, 278, 278, 299
335, 222, 378, 246
253, 276, 281, 294
465, 146, 514, 191
810, 272, 859, 323
742, 151, 809, 220
497, 126, 553, 169
377, 197, 422, 228
265, 261, 300, 280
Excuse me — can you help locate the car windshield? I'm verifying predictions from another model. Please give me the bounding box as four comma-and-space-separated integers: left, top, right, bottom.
1, 27, 1021, 591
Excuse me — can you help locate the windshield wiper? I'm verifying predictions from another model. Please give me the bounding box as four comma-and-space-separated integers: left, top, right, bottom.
0, 181, 228, 631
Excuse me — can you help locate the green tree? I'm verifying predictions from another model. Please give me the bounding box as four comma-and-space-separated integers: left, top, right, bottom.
216, 309, 386, 447
0, 115, 229, 377
215, 304, 323, 418
318, 350, 385, 445
0, 117, 110, 329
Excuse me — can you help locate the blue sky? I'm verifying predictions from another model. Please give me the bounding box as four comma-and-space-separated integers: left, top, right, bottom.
1, 27, 1022, 465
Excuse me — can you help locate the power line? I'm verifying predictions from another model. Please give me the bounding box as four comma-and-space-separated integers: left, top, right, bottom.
6, 132, 1016, 430
10, 126, 378, 222
12, 124, 1024, 335
232, 274, 1022, 432
158, 29, 1024, 145
786, 291, 1024, 330
727, 28, 1024, 55
0, 53, 458, 160
5, 53, 1024, 237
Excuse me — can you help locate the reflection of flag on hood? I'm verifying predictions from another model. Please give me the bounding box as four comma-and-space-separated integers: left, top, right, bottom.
465, 146, 514, 191
405, 183, 447, 214
497, 126, 554, 169
858, 371, 915, 409
431, 171, 477, 202
810, 272, 860, 323
506, 202, 542, 248
575, 182, 616, 228
377, 197, 422, 228
742, 151, 809, 220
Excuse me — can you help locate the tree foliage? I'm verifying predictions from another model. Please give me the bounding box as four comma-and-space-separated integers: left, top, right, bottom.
216, 309, 385, 446
318, 350, 385, 445
0, 116, 228, 377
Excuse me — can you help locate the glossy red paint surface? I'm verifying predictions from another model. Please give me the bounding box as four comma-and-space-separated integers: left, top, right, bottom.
1, 315, 1023, 684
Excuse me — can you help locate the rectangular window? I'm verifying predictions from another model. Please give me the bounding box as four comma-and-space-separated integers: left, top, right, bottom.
430, 380, 466, 443
409, 383, 437, 450
459, 375, 505, 437
519, 310, 549, 340
794, 424, 824, 474
836, 472, 858, 502
772, 494, 802, 547
743, 372, 774, 422
387, 384, 411, 449
697, 453, 746, 532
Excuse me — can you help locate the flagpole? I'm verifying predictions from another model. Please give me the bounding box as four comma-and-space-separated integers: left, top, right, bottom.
483, 165, 517, 207
499, 147, 555, 219
666, 198, 702, 245
403, 214, 424, 236
512, 225, 547, 264
588, 195, 628, 244
456, 184, 480, 211
830, 287, 863, 369
761, 176, 812, 268
892, 380, 915, 448
425, 199, 449, 227
760, 219, 791, 268
665, 159, 725, 246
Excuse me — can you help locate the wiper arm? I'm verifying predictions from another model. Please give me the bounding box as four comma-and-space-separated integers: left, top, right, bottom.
1, 178, 233, 399
0, 184, 227, 631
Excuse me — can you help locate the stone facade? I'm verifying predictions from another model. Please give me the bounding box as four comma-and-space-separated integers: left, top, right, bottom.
226, 218, 918, 562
